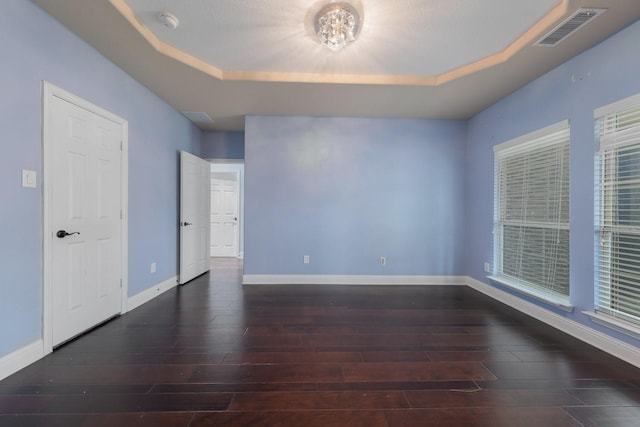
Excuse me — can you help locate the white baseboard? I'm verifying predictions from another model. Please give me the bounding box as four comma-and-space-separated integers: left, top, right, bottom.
465, 276, 640, 369
0, 339, 44, 381
126, 275, 178, 312
0, 276, 179, 381
242, 274, 466, 286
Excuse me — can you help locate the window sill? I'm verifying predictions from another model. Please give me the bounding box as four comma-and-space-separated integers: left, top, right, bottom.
487, 276, 574, 312
582, 311, 640, 341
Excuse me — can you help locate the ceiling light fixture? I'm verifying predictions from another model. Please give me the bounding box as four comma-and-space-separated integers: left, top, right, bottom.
315, 2, 361, 52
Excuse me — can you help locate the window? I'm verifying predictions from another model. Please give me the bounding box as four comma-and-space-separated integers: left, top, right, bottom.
493, 121, 570, 305
595, 94, 640, 327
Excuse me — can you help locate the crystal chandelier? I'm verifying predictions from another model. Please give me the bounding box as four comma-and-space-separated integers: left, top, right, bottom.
315, 3, 361, 52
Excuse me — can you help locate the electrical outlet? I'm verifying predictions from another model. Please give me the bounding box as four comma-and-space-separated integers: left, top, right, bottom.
380, 256, 386, 266
151, 262, 157, 273
303, 255, 310, 264
484, 262, 490, 273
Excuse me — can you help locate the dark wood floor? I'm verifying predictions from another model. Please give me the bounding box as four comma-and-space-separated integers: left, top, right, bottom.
2, 259, 640, 426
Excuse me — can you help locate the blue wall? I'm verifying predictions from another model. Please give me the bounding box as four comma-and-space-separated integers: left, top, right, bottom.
0, 0, 201, 358
244, 116, 466, 276
201, 131, 245, 159
465, 20, 640, 347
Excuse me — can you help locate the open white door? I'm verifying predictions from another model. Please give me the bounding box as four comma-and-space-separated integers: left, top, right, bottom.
180, 151, 210, 284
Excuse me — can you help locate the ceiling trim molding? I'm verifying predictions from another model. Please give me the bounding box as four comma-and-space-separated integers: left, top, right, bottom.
437, 0, 570, 85
110, 0, 569, 86
109, 0, 225, 80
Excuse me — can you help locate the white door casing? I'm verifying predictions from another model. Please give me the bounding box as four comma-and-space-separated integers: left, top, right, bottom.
43, 82, 128, 351
180, 151, 210, 284
210, 170, 240, 257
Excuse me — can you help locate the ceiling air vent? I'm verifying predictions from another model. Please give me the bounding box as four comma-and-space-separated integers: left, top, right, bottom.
182, 112, 214, 123
534, 8, 606, 47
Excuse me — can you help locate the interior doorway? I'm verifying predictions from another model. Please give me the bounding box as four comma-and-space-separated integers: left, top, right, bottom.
209, 162, 244, 258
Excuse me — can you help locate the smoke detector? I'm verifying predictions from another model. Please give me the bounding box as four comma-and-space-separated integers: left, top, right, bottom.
158, 12, 179, 30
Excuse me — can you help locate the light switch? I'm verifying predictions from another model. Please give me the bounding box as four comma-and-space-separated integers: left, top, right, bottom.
22, 170, 36, 188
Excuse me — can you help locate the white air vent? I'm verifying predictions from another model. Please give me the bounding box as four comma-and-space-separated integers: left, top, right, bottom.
182, 112, 214, 123
534, 8, 606, 47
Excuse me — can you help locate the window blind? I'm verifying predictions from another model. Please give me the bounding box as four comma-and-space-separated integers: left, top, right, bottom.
494, 121, 570, 304
595, 95, 640, 326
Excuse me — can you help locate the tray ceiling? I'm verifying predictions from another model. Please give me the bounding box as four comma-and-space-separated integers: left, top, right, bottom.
32, 0, 640, 130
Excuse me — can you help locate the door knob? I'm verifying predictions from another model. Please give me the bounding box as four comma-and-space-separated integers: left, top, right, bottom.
182, 222, 192, 226
56, 230, 80, 238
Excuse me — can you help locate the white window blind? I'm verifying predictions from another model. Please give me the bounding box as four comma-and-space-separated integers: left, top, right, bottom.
493, 121, 570, 304
595, 94, 640, 326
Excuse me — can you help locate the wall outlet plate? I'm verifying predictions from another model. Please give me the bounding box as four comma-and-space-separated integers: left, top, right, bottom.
303, 255, 310, 264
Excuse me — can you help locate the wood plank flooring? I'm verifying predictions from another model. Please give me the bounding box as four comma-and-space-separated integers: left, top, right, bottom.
1, 258, 640, 426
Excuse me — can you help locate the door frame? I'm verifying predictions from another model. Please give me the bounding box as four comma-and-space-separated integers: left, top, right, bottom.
42, 82, 129, 354
208, 160, 244, 258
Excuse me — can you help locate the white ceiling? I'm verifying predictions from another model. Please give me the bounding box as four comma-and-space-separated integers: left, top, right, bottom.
32, 0, 640, 131
125, 0, 560, 76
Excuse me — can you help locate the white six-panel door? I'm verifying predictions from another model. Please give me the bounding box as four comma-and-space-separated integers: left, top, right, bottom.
210, 170, 239, 257
180, 151, 210, 284
46, 86, 126, 347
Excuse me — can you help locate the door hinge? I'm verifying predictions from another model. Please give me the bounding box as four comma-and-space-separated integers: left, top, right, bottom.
120, 278, 123, 288
120, 141, 123, 151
